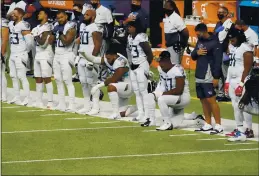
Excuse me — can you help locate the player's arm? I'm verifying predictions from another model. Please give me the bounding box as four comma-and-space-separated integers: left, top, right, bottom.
35, 31, 50, 45
92, 31, 102, 56
139, 42, 153, 65
22, 30, 34, 51
1, 27, 9, 56
104, 67, 129, 86
163, 77, 185, 96
241, 51, 254, 83
78, 50, 105, 65
59, 28, 76, 46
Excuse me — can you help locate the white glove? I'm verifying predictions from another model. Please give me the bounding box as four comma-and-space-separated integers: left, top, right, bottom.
78, 49, 102, 64
148, 71, 154, 80
31, 27, 39, 37
91, 82, 105, 95
153, 91, 163, 100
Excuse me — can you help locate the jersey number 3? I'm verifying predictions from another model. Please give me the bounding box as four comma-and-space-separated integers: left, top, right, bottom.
10, 33, 19, 44
131, 45, 139, 58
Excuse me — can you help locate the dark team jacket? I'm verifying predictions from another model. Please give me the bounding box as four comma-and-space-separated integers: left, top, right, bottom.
191, 34, 222, 80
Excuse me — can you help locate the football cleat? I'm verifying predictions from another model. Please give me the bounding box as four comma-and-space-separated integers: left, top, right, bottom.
210, 124, 223, 135
87, 108, 99, 115
8, 96, 20, 104
156, 122, 173, 131
20, 97, 29, 106
141, 118, 156, 127
195, 123, 213, 132
194, 114, 205, 127
228, 131, 247, 142
77, 107, 91, 115
225, 129, 238, 137
109, 113, 121, 120
244, 128, 254, 138
66, 103, 76, 113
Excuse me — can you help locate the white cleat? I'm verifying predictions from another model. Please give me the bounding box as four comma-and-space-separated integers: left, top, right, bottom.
20, 97, 29, 106
156, 122, 173, 131
87, 108, 99, 115
125, 106, 138, 117
109, 113, 121, 119
54, 103, 66, 112
228, 131, 247, 142
8, 96, 20, 104
77, 107, 91, 115
66, 104, 76, 113
210, 124, 224, 135
46, 102, 53, 109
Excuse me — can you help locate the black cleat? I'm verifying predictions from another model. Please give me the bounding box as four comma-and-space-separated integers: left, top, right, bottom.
245, 128, 254, 138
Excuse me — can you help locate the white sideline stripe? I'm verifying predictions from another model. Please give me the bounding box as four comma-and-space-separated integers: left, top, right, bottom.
64, 117, 94, 120
169, 134, 198, 137
2, 106, 21, 109
2, 148, 258, 164
17, 110, 45, 113
40, 114, 68, 117
89, 121, 121, 124
1, 126, 140, 134
224, 143, 256, 146
197, 138, 226, 141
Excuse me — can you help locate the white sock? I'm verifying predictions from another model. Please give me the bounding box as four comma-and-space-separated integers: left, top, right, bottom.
56, 80, 65, 103
20, 76, 30, 98
243, 112, 253, 130
232, 100, 244, 128
45, 82, 53, 103
1, 70, 7, 99
140, 90, 149, 119
108, 91, 119, 114
12, 77, 20, 98
146, 93, 156, 122
157, 96, 171, 124
134, 91, 144, 116
65, 81, 75, 105
36, 83, 43, 103
92, 89, 100, 110
82, 83, 90, 108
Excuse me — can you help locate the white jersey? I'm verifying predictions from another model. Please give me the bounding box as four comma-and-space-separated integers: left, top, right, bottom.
34, 22, 54, 55
104, 53, 130, 82
54, 21, 76, 54
156, 65, 189, 94
8, 20, 30, 54
228, 43, 252, 79
244, 27, 258, 51
78, 22, 102, 57
127, 33, 148, 65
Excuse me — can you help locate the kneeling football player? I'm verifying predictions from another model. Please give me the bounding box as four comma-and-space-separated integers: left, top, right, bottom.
80, 44, 135, 119
142, 51, 204, 131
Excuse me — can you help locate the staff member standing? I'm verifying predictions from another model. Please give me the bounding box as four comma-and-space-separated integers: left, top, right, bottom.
123, 0, 148, 33
191, 23, 223, 134
163, 0, 189, 64
214, 6, 235, 102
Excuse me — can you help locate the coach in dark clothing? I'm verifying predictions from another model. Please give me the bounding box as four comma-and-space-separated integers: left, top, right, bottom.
123, 0, 148, 33
191, 23, 223, 133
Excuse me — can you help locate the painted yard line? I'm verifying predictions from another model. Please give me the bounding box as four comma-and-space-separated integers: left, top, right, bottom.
2, 106, 21, 109
224, 143, 257, 146
169, 134, 198, 137
142, 130, 157, 132
2, 148, 258, 164
17, 110, 45, 113
64, 117, 94, 120
89, 121, 121, 124
2, 126, 140, 134
197, 138, 227, 141
40, 114, 68, 117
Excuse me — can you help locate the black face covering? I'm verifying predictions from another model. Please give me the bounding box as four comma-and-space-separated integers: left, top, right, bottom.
73, 10, 82, 20
164, 9, 174, 16
91, 3, 98, 9
131, 4, 141, 12
217, 14, 225, 20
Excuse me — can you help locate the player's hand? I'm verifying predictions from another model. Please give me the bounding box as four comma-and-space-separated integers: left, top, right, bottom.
235, 83, 244, 97
213, 79, 219, 88
197, 48, 207, 56
238, 101, 245, 110
31, 27, 39, 37
127, 15, 136, 22
224, 82, 229, 96
153, 91, 163, 100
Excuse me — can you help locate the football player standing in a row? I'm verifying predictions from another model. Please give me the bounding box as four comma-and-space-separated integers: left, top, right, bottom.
163, 0, 189, 64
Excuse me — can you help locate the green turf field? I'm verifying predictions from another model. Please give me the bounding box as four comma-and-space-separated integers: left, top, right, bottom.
1, 67, 259, 175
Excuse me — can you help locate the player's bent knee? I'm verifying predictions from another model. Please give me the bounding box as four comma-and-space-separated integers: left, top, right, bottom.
107, 84, 117, 92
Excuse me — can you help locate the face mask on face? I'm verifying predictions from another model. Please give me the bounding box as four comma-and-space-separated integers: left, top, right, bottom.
164, 9, 174, 16
217, 14, 225, 20
131, 4, 141, 12
73, 10, 82, 20
91, 3, 98, 9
